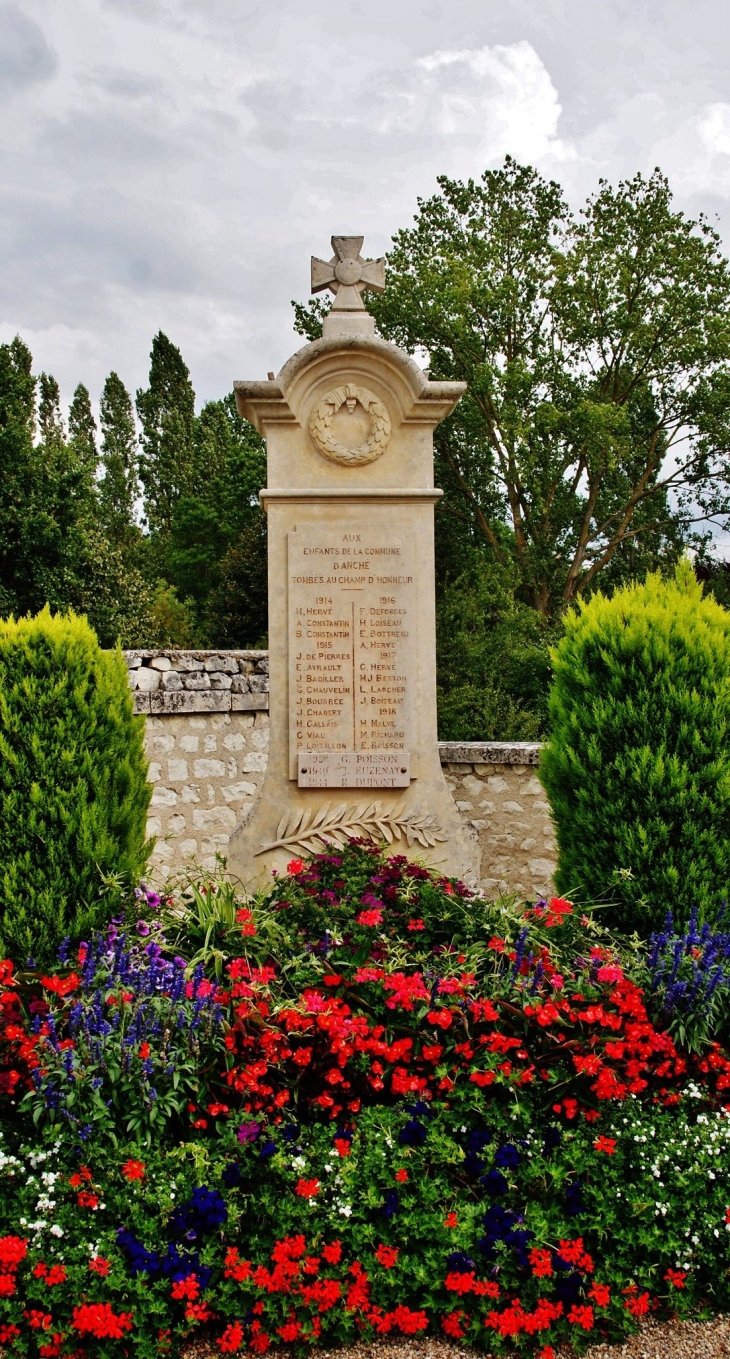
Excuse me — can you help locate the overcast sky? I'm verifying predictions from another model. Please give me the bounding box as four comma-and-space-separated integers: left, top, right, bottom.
3, 0, 730, 411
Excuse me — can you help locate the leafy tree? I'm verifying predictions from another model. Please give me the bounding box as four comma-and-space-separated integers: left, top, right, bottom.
540, 560, 730, 934
205, 513, 268, 647
437, 556, 556, 740
0, 608, 151, 965
295, 160, 730, 617
99, 371, 141, 552
167, 394, 268, 645
136, 332, 196, 535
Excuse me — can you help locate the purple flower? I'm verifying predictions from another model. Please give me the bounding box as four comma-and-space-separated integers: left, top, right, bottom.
135, 921, 151, 937
237, 1121, 261, 1144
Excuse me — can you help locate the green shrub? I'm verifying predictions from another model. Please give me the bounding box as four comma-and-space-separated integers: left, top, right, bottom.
0, 608, 151, 964
540, 560, 730, 934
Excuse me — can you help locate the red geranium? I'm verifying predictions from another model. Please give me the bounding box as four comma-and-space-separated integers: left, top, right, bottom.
121, 1158, 145, 1181
375, 1244, 399, 1268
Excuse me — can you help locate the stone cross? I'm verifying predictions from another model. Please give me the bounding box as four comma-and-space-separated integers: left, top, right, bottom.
311, 236, 385, 313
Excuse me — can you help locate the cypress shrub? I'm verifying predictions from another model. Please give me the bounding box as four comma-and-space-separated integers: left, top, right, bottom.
0, 609, 151, 965
540, 560, 730, 935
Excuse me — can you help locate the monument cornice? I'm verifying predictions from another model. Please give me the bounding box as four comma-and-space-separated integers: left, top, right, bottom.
259, 487, 444, 510
235, 336, 466, 435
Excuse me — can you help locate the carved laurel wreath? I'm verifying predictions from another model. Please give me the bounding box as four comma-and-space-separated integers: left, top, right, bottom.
309, 383, 391, 466
255, 800, 446, 857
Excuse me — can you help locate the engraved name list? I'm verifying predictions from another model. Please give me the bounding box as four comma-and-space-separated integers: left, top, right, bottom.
288, 525, 415, 786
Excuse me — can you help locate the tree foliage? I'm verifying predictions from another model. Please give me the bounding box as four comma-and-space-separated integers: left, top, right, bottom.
99, 371, 140, 552
540, 560, 730, 934
136, 332, 196, 536
0, 608, 151, 965
296, 160, 730, 618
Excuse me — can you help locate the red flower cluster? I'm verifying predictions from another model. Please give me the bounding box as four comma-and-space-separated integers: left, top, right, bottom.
0, 1235, 26, 1299
216, 1235, 440, 1347
71, 1302, 134, 1338
32, 1262, 67, 1287
219, 949, 715, 1127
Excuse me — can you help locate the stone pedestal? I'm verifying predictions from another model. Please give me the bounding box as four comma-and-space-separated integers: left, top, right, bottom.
227, 246, 477, 890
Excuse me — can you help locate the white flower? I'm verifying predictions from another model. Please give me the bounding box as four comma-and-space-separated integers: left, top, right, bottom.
338, 1204, 352, 1217
49, 1225, 64, 1238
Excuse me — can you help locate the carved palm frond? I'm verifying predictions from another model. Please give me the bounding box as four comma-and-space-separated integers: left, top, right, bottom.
255, 800, 447, 856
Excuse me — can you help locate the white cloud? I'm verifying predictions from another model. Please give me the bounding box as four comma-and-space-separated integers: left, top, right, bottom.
2, 0, 730, 416
411, 41, 572, 165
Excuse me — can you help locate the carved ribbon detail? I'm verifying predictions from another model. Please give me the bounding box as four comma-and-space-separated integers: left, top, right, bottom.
309, 383, 391, 466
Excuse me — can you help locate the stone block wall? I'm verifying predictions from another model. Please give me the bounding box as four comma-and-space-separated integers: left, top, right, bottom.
125, 654, 557, 898
439, 743, 556, 899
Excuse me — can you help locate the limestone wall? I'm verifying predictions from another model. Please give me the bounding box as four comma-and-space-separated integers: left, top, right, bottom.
125, 653, 556, 898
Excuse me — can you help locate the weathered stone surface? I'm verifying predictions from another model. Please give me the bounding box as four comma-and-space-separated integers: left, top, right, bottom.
231, 693, 268, 712
162, 671, 183, 691
194, 759, 226, 778
134, 667, 161, 692
182, 673, 211, 691
193, 806, 237, 830
150, 656, 172, 671
439, 741, 541, 766
170, 656, 204, 672
204, 655, 238, 673
222, 781, 258, 802
241, 751, 267, 773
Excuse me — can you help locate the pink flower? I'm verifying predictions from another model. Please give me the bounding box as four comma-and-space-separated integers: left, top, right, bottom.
597, 964, 624, 983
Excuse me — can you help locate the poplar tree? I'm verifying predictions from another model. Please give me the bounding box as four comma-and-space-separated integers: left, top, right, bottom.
68, 383, 98, 482
99, 371, 140, 550
0, 338, 35, 617
136, 332, 196, 535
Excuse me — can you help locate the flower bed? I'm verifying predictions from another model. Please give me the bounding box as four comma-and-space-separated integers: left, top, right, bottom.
0, 846, 729, 1356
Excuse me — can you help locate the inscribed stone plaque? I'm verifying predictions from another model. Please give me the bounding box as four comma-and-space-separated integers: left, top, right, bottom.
297, 750, 410, 788
288, 524, 415, 781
